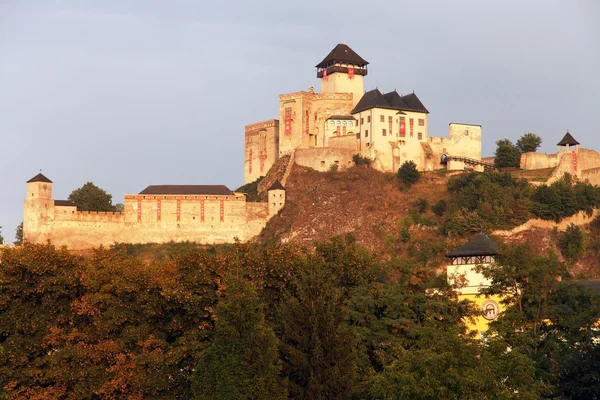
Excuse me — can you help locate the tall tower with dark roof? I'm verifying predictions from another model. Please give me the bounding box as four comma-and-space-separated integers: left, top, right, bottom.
24, 173, 54, 243
316, 44, 368, 106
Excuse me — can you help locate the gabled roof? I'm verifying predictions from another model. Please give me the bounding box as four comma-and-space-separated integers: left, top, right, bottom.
445, 233, 499, 257
316, 44, 369, 68
352, 89, 429, 114
401, 92, 429, 113
54, 200, 76, 207
352, 89, 391, 113
267, 180, 285, 191
27, 173, 52, 183
139, 185, 233, 196
557, 131, 580, 146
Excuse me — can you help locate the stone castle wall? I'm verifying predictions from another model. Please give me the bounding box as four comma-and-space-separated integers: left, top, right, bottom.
24, 182, 281, 250
294, 148, 356, 172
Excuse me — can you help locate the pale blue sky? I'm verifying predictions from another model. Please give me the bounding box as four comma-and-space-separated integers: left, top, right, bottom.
1, 0, 599, 240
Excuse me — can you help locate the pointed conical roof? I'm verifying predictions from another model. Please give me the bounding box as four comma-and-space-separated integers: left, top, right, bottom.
267, 180, 285, 191
557, 131, 579, 146
445, 233, 499, 257
26, 173, 52, 183
315, 44, 369, 68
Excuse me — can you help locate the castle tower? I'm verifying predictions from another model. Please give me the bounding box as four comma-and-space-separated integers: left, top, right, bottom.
23, 173, 54, 243
316, 44, 368, 107
267, 180, 286, 217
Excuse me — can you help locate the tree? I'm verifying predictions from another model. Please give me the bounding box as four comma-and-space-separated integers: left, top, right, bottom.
0, 226, 3, 244
68, 181, 115, 212
558, 223, 586, 264
192, 277, 286, 400
516, 133, 542, 153
494, 139, 521, 168
279, 259, 358, 399
14, 222, 23, 245
397, 160, 421, 186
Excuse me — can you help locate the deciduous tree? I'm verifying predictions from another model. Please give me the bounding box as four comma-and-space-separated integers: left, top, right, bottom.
494, 139, 521, 168
516, 132, 542, 153
397, 160, 420, 186
68, 181, 115, 212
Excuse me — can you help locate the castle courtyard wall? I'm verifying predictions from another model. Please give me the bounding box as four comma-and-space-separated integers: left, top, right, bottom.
25, 190, 277, 250
294, 148, 356, 172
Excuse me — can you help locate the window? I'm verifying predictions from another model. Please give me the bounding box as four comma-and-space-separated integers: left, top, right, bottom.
419, 118, 425, 126
336, 121, 341, 126
418, 132, 422, 140
382, 129, 387, 136
285, 107, 292, 117
464, 130, 469, 136
342, 121, 347, 126
329, 120, 335, 126
337, 110, 341, 115
380, 115, 385, 122
365, 130, 369, 137
367, 115, 371, 123
388, 116, 393, 123
348, 121, 353, 127
360, 117, 364, 124
326, 109, 331, 115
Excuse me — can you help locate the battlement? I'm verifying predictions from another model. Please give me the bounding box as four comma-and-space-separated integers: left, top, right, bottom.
245, 119, 279, 132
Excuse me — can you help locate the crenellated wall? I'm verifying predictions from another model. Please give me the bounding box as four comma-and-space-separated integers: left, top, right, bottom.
24, 181, 282, 250
294, 147, 355, 172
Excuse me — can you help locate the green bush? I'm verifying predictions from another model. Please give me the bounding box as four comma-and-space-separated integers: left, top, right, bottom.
235, 176, 264, 202
397, 161, 420, 186
352, 154, 372, 167
415, 198, 428, 214
532, 173, 600, 221
431, 200, 447, 216
558, 223, 586, 263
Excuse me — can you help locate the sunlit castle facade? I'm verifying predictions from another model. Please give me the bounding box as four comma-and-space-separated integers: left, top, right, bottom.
244, 43, 484, 184
446, 233, 504, 335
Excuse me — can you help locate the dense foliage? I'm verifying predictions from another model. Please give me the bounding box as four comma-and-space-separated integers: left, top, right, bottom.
494, 139, 522, 168
13, 222, 22, 245
235, 176, 264, 202
352, 154, 372, 167
442, 171, 600, 235
443, 171, 532, 234
68, 181, 116, 212
516, 132, 543, 153
532, 173, 600, 221
1, 237, 598, 399
397, 160, 421, 186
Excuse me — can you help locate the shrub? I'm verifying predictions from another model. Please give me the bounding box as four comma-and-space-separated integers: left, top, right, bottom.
558, 223, 586, 263
415, 198, 428, 214
432, 200, 447, 216
397, 161, 420, 186
352, 154, 372, 167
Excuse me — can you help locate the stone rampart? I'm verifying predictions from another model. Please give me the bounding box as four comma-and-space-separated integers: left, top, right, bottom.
520, 152, 558, 170
294, 148, 355, 172
24, 183, 283, 250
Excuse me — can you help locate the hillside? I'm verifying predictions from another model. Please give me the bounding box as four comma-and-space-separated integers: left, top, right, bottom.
258, 164, 600, 277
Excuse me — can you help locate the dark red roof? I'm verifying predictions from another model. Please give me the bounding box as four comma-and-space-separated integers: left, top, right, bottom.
54, 200, 76, 207
139, 185, 233, 195
27, 173, 52, 183
316, 44, 368, 68
268, 180, 285, 191
557, 131, 580, 146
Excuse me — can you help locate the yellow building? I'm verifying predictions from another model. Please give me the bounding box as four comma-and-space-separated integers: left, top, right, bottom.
446, 233, 504, 336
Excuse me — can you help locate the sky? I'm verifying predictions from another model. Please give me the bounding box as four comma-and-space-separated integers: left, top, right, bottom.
1, 0, 599, 241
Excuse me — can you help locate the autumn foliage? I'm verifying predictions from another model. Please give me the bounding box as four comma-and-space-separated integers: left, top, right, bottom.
1, 237, 599, 399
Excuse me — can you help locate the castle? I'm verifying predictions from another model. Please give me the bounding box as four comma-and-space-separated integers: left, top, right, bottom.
23, 173, 285, 250
244, 43, 484, 183
23, 44, 600, 249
